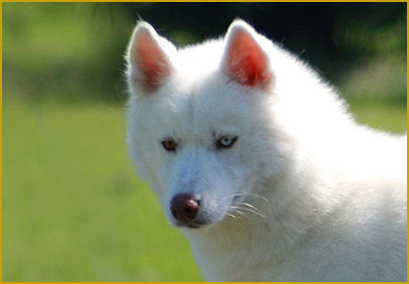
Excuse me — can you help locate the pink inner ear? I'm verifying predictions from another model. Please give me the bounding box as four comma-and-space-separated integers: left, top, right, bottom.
133, 31, 170, 92
227, 30, 271, 87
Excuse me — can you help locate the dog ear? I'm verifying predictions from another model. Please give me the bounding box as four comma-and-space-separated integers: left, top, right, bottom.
126, 22, 175, 94
221, 20, 272, 89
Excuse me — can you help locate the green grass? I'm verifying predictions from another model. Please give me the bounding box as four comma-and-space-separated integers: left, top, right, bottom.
348, 99, 407, 134
2, 98, 203, 281
2, 97, 406, 281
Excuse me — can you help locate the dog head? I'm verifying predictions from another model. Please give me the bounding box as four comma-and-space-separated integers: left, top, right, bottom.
126, 20, 286, 228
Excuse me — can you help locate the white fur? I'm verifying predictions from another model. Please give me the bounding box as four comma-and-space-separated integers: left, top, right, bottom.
125, 19, 407, 281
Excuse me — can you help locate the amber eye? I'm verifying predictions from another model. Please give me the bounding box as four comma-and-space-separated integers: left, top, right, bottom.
161, 139, 178, 152
216, 135, 238, 150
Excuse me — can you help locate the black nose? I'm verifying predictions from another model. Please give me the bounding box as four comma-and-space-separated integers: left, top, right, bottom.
170, 193, 200, 223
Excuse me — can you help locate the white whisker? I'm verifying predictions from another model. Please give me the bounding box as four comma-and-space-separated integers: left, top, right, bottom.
241, 202, 264, 215
229, 203, 266, 218
229, 207, 248, 218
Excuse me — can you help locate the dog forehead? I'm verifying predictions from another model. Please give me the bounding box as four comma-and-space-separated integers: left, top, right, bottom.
176, 39, 224, 74
134, 41, 266, 137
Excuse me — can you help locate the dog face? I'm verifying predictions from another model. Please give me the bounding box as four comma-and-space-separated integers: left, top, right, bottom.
126, 20, 286, 228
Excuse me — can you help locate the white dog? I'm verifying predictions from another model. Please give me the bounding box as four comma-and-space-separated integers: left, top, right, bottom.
125, 19, 407, 281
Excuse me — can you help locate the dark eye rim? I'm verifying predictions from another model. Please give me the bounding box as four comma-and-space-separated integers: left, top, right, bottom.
216, 135, 238, 150
161, 138, 178, 152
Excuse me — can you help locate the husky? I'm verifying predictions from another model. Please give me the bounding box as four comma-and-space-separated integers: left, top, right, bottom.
125, 19, 407, 281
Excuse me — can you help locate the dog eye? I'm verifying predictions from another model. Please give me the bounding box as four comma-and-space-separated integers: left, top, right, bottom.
161, 139, 178, 152
216, 135, 238, 150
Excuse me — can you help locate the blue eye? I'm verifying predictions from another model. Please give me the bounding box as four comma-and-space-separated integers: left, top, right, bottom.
216, 135, 238, 149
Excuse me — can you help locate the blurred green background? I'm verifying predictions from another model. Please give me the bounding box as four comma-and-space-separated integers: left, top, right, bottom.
2, 2, 407, 282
